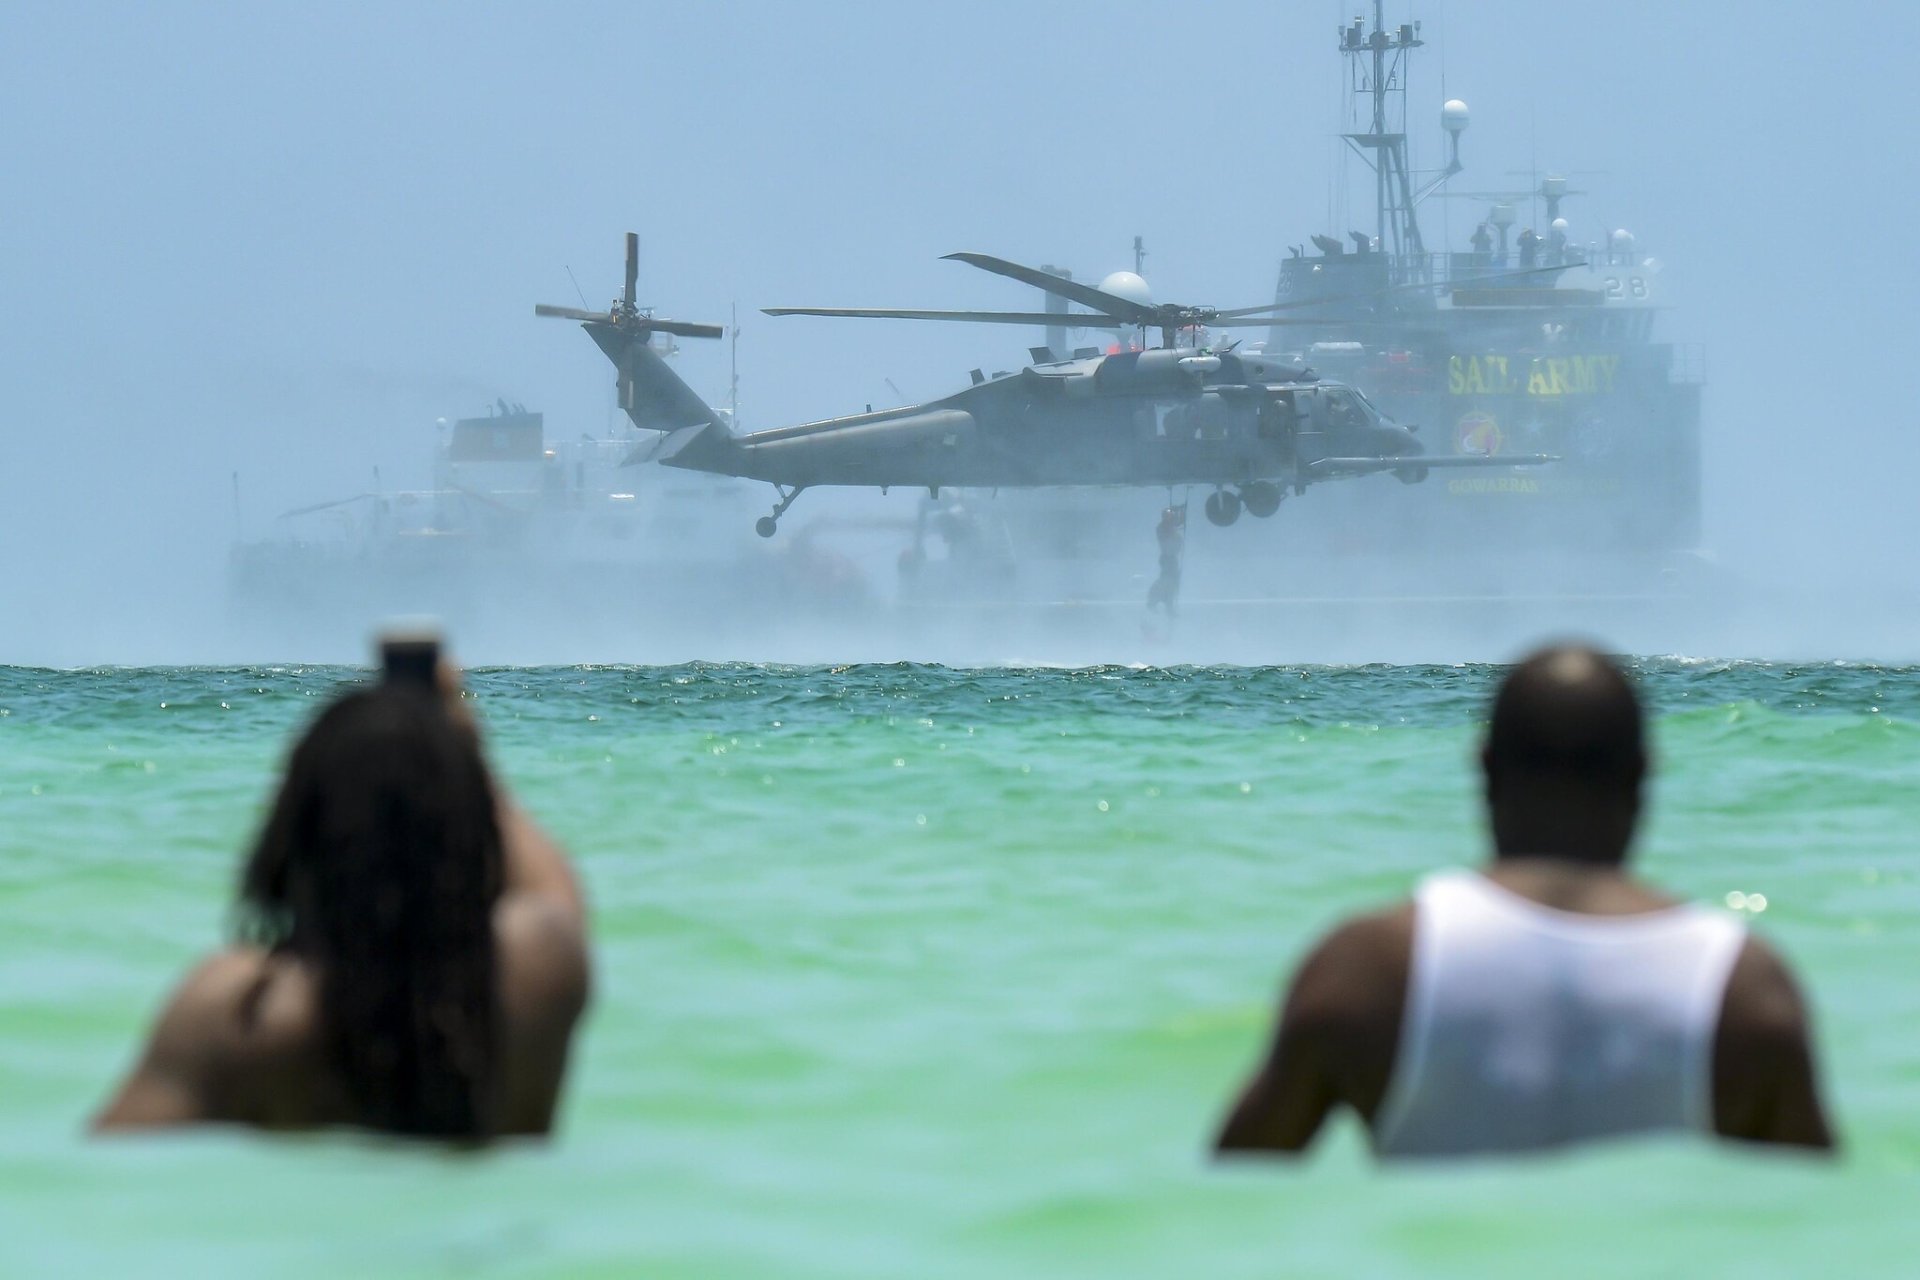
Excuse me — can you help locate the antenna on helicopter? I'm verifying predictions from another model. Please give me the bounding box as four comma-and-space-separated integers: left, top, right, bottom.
728, 302, 740, 430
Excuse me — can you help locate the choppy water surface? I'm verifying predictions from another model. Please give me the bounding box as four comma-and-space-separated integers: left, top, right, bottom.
2, 661, 1915, 1276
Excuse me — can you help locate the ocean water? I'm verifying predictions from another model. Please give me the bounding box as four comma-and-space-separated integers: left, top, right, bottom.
1, 661, 1915, 1277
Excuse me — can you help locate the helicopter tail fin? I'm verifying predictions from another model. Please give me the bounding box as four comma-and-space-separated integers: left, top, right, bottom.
586, 324, 729, 435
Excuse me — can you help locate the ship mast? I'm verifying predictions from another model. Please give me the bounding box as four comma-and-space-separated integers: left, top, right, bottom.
1341, 3, 1425, 263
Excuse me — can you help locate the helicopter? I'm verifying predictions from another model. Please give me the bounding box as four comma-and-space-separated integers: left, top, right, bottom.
536, 234, 1553, 537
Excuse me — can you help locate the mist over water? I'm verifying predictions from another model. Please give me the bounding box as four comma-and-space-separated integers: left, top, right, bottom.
3, 0, 1917, 666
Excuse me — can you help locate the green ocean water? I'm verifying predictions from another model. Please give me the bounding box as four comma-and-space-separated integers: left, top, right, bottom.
1, 661, 1915, 1277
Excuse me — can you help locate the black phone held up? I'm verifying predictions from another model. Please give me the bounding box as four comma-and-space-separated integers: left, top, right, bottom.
380, 633, 441, 686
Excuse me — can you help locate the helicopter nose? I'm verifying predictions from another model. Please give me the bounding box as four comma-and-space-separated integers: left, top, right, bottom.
1386, 425, 1425, 457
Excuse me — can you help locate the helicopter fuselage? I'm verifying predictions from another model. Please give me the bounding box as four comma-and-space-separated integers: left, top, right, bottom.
684, 347, 1422, 493
542, 237, 1552, 536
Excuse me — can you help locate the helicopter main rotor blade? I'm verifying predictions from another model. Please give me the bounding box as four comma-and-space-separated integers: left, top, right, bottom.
535, 304, 618, 322
763, 307, 1127, 328
624, 232, 639, 311
646, 318, 724, 339
940, 252, 1156, 325
1204, 315, 1382, 328
1215, 263, 1583, 319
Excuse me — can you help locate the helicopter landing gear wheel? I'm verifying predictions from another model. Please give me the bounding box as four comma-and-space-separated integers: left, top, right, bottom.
1204, 489, 1242, 527
756, 485, 806, 538
1240, 481, 1284, 519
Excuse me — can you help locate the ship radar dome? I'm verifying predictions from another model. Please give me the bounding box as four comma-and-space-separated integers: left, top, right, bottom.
1097, 270, 1154, 308
1611, 228, 1635, 248
1441, 99, 1469, 134
1551, 217, 1569, 233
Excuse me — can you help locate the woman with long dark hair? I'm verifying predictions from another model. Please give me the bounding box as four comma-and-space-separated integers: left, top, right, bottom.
95, 669, 589, 1140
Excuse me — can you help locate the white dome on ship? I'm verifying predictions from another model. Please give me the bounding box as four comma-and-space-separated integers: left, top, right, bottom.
1441, 99, 1469, 133
1097, 270, 1154, 307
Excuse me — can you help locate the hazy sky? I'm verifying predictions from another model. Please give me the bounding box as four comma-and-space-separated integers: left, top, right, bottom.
3, 2, 1917, 660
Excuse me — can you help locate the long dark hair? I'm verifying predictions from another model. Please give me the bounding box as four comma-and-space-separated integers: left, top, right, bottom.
238, 684, 505, 1138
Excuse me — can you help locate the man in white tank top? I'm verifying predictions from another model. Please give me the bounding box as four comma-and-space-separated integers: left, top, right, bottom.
1213, 646, 1834, 1159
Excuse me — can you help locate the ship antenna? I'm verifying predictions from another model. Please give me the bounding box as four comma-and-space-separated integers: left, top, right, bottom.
1340, 2, 1427, 267
1438, 0, 1452, 252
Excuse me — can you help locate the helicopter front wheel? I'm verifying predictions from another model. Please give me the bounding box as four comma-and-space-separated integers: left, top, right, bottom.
1204, 489, 1242, 527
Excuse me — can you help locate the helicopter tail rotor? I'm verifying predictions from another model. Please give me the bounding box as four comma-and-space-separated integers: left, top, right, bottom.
623, 231, 639, 312
534, 304, 615, 322
534, 231, 723, 339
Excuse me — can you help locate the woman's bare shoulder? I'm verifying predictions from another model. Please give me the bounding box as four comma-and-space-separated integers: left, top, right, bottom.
94, 947, 324, 1131
163, 949, 325, 1067
493, 895, 591, 1032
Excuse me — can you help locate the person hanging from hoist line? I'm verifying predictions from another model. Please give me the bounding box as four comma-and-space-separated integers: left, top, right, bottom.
1147, 503, 1186, 617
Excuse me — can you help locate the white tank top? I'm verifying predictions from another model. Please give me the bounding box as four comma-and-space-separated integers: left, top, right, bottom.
1372, 869, 1747, 1158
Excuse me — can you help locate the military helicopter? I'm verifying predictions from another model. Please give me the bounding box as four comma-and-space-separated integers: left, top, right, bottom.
536, 234, 1552, 536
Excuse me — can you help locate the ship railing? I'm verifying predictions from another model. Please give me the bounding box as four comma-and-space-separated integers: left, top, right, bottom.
1394, 248, 1649, 286
1284, 246, 1649, 286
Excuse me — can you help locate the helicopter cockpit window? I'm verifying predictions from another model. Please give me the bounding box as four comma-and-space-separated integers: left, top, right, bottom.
1324, 388, 1364, 427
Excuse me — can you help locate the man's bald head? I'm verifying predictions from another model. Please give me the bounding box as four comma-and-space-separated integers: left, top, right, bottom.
1483, 647, 1647, 862
1487, 646, 1645, 786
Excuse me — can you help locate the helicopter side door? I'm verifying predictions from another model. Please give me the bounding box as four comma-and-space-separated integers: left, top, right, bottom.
1018, 397, 1137, 484
1255, 389, 1301, 477
1134, 391, 1262, 484
1290, 387, 1338, 466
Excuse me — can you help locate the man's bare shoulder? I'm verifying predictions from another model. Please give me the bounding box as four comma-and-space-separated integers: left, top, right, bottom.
1717, 934, 1814, 1053
1712, 933, 1835, 1150
1212, 901, 1418, 1152
1287, 903, 1416, 1025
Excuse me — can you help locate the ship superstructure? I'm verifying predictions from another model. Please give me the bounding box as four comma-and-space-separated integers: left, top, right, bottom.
228, 399, 887, 657
1261, 3, 1701, 557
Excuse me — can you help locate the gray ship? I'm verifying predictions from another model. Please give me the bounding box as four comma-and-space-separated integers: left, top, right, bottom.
228, 402, 890, 660
1257, 7, 1700, 562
